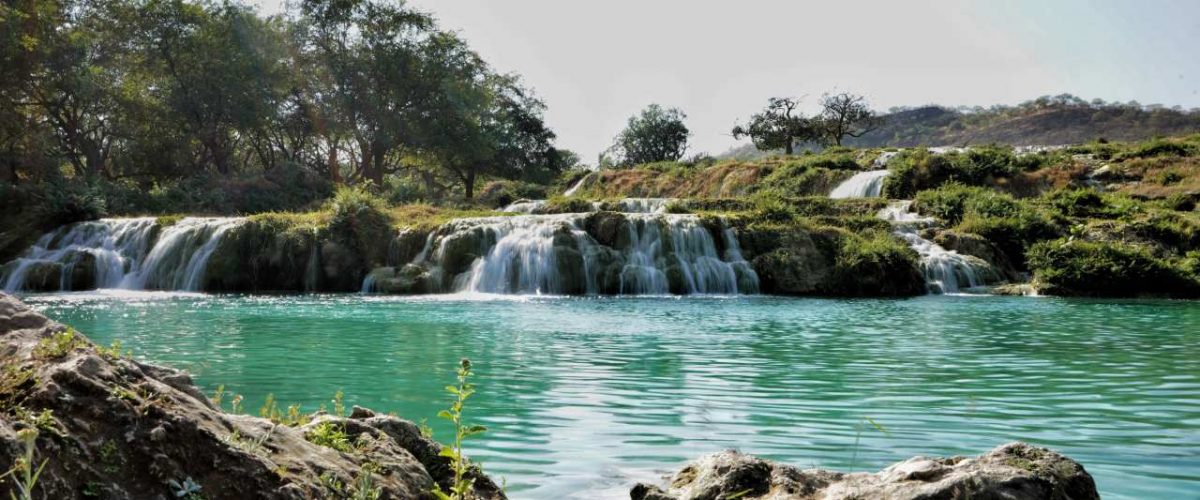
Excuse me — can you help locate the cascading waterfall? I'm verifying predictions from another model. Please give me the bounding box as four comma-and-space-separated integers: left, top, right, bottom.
1, 217, 243, 293
608, 198, 671, 214
1, 218, 158, 292
124, 218, 241, 291
405, 211, 759, 296
501, 200, 546, 213
829, 169, 890, 198
563, 173, 592, 197
879, 201, 993, 294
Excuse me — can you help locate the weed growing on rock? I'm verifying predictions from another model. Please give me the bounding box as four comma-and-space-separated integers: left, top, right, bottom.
168, 477, 204, 500
95, 341, 131, 361
32, 328, 85, 359
1, 428, 48, 500
307, 421, 352, 453
432, 358, 487, 500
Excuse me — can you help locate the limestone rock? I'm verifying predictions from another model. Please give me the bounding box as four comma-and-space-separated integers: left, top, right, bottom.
632, 443, 1098, 500
0, 293, 505, 500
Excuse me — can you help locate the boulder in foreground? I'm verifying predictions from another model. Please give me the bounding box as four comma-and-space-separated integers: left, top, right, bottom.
631, 443, 1098, 500
0, 293, 504, 499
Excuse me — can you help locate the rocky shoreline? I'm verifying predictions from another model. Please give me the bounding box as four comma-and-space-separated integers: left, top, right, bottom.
1, 293, 1100, 499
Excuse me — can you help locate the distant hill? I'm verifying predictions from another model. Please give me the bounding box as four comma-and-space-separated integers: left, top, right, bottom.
720, 94, 1200, 158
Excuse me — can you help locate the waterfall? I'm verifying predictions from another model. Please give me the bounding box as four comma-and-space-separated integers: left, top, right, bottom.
879, 201, 993, 294
1, 218, 158, 293
501, 199, 546, 213
415, 212, 758, 296
124, 218, 241, 291
830, 170, 890, 198
1, 217, 243, 293
609, 198, 671, 214
563, 173, 592, 197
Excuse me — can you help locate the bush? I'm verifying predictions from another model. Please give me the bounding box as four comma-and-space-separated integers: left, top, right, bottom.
758, 151, 864, 196
1041, 188, 1143, 219
324, 186, 393, 267
476, 180, 547, 208
538, 196, 594, 214
957, 214, 1058, 269
1027, 239, 1199, 297
1117, 139, 1198, 160
1129, 211, 1200, 253
35, 182, 107, 225
823, 230, 924, 296
914, 184, 1029, 224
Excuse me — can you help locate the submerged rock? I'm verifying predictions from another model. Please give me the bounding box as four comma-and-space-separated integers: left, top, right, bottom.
0, 293, 505, 499
631, 443, 1098, 500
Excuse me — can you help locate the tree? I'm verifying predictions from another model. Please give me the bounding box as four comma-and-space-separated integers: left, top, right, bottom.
731, 97, 819, 154
610, 104, 689, 165
818, 92, 882, 146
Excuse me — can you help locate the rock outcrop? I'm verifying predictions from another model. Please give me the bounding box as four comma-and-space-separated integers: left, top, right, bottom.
632, 443, 1098, 500
0, 293, 504, 499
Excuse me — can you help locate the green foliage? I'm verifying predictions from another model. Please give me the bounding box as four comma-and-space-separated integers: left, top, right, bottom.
749, 191, 796, 223
538, 196, 594, 214
32, 328, 85, 360
760, 154, 856, 196
476, 180, 548, 209
610, 104, 690, 165
731, 97, 819, 154
914, 184, 1060, 268
825, 230, 923, 296
1041, 188, 1143, 219
1028, 239, 1200, 297
306, 421, 352, 453
1116, 139, 1198, 160
432, 359, 487, 500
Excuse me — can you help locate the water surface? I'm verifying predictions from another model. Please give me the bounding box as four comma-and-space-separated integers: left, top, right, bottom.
23, 292, 1200, 499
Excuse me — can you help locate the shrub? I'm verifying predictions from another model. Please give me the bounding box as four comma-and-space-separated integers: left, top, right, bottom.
823, 231, 924, 296
1129, 211, 1200, 253
539, 196, 595, 214
1042, 188, 1143, 219
914, 184, 1030, 224
1117, 139, 1198, 160
324, 186, 393, 267
749, 191, 796, 223
476, 180, 547, 208
1027, 239, 1199, 297
957, 214, 1059, 270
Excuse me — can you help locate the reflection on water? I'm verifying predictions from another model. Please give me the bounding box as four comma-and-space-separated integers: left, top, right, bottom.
23, 292, 1200, 499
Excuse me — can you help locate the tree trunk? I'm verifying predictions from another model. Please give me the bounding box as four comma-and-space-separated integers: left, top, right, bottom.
327, 142, 341, 184
785, 141, 794, 155
463, 170, 476, 200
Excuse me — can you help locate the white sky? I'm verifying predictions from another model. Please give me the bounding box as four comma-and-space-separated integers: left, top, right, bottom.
252, 0, 1200, 161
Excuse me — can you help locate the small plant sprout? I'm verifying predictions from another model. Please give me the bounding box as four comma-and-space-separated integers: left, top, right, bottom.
432, 358, 487, 500
333, 390, 346, 417
210, 385, 226, 410
168, 477, 203, 499
0, 428, 48, 500
849, 416, 890, 472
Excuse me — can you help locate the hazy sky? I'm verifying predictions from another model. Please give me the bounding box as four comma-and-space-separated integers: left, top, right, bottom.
252, 0, 1200, 161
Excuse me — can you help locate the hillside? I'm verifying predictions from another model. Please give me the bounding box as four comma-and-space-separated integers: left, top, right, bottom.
722, 95, 1200, 159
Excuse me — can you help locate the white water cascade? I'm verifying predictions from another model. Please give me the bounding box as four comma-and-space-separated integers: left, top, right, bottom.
878, 201, 994, 294
412, 212, 759, 296
500, 200, 546, 214
830, 169, 890, 198
1, 217, 243, 293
